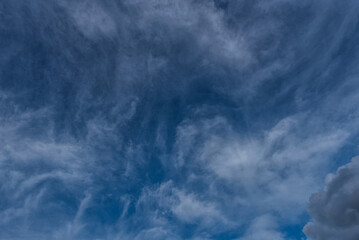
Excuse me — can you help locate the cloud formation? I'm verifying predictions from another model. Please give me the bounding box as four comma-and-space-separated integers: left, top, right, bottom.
304, 157, 359, 240
236, 215, 285, 240
1, 0, 359, 239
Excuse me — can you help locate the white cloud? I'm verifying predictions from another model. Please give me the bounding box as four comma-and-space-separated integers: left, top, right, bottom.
2, 0, 359, 239
171, 111, 352, 239
172, 190, 229, 228
175, 114, 349, 216
0, 97, 94, 236
133, 180, 232, 236
66, 1, 117, 39
236, 215, 285, 240
124, 0, 254, 68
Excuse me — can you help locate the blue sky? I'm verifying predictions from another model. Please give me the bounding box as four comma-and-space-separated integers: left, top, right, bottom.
1, 1, 359, 239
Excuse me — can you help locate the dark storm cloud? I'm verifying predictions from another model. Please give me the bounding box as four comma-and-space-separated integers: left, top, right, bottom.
303, 157, 359, 240
1, 0, 359, 239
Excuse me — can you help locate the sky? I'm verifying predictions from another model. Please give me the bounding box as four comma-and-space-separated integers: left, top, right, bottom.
1, 1, 359, 240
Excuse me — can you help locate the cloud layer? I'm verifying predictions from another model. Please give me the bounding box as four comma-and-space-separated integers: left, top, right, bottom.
1, 0, 359, 239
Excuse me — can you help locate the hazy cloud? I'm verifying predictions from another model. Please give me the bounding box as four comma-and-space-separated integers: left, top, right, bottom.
237, 215, 285, 240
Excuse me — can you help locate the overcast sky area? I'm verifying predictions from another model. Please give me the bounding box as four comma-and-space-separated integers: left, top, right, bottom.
1, 1, 359, 239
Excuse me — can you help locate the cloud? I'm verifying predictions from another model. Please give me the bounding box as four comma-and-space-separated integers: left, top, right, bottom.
134, 181, 231, 232
0, 104, 91, 239
124, 0, 253, 67
133, 227, 180, 240
174, 113, 349, 219
67, 1, 117, 39
1, 0, 359, 239
303, 157, 359, 240
236, 215, 285, 240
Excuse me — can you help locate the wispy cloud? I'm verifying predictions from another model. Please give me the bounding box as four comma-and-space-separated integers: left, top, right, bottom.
1, 0, 359, 239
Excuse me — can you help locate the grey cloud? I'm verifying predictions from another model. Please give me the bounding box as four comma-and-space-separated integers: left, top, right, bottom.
303, 157, 359, 240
